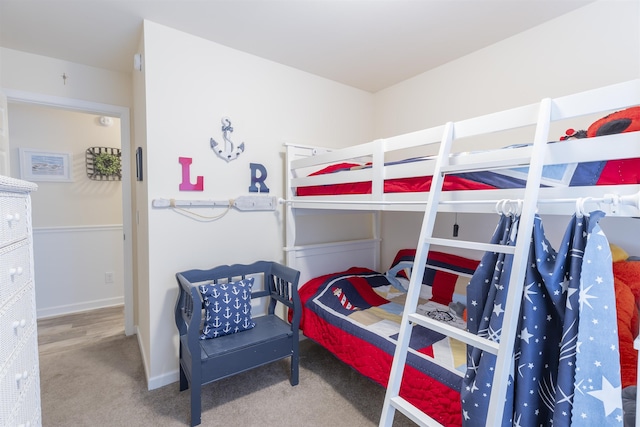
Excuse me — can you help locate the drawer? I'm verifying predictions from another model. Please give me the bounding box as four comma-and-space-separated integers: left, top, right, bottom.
0, 284, 36, 366
0, 330, 39, 426
0, 241, 32, 308
5, 367, 41, 427
0, 193, 29, 247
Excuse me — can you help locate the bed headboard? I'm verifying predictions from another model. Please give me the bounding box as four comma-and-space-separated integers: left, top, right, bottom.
285, 238, 380, 286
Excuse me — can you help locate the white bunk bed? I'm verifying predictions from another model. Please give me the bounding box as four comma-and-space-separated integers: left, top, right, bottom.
284, 80, 640, 426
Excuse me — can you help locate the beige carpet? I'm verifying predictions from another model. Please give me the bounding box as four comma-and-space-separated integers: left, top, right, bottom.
39, 334, 416, 426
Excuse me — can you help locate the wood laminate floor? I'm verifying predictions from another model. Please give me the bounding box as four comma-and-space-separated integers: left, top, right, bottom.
36, 305, 125, 356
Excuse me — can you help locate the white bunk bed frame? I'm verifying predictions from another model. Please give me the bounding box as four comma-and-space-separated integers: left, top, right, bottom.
284, 79, 640, 426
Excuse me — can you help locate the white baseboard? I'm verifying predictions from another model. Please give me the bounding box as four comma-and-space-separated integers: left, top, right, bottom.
136, 326, 151, 390
137, 325, 179, 390
147, 369, 179, 391
36, 296, 124, 319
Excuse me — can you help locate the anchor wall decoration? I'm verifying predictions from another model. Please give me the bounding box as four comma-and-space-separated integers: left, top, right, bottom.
210, 117, 245, 161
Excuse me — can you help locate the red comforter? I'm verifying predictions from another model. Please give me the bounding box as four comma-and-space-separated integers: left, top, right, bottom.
296, 157, 640, 197
298, 267, 465, 426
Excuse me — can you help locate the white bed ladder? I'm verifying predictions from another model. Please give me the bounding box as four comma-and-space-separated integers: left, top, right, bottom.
379, 99, 553, 427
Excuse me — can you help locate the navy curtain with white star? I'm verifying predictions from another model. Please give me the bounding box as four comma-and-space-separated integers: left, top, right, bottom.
461, 211, 623, 426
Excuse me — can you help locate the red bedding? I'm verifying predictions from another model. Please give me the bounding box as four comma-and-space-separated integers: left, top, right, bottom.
301, 304, 462, 426
298, 254, 479, 426
296, 158, 640, 197
613, 258, 640, 388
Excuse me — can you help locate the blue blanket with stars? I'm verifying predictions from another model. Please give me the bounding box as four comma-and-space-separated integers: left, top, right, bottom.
462, 211, 622, 426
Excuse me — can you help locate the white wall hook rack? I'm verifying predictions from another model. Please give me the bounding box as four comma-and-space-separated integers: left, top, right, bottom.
152, 195, 278, 211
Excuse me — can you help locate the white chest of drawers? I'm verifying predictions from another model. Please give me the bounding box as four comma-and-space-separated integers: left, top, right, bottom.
0, 176, 40, 427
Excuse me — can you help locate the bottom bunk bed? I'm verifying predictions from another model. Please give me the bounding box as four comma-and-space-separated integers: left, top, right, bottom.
292, 241, 640, 426
297, 250, 478, 426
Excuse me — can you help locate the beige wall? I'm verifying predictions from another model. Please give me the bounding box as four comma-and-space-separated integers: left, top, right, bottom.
373, 1, 640, 139
137, 20, 374, 388
1, 46, 135, 331
7, 103, 125, 317
0, 48, 131, 107
132, 35, 150, 374
373, 0, 640, 268
8, 104, 122, 226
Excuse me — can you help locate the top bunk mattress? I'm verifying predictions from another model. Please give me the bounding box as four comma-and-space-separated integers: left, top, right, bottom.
296, 155, 640, 196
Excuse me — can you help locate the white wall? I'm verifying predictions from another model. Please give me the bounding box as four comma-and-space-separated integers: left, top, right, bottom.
373, 0, 640, 268
138, 21, 374, 388
373, 0, 640, 139
8, 104, 122, 227
1, 49, 133, 324
7, 103, 124, 317
132, 35, 151, 378
32, 225, 124, 317
0, 48, 131, 107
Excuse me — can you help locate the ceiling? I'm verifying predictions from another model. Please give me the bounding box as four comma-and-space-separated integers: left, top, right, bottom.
0, 0, 595, 93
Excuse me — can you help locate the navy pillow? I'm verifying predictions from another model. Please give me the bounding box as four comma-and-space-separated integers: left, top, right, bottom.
199, 278, 255, 339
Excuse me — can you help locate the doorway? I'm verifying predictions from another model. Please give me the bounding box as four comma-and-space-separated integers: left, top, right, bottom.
4, 89, 134, 335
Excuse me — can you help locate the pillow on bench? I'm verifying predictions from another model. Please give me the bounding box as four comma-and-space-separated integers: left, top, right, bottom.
199, 278, 255, 339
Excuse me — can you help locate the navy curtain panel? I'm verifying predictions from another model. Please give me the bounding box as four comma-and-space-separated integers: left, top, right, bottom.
461, 211, 623, 426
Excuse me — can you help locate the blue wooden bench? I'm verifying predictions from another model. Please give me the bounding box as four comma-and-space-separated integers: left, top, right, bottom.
175, 261, 301, 426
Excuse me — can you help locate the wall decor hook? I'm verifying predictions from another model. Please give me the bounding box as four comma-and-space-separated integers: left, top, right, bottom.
210, 117, 245, 162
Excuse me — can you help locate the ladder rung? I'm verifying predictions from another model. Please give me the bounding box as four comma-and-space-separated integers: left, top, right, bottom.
425, 237, 516, 254
389, 396, 443, 427
408, 313, 500, 355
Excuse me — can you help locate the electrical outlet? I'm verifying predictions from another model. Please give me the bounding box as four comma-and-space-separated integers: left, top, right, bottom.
105, 272, 114, 284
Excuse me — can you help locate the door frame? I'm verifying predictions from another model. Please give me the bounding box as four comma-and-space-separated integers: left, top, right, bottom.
3, 88, 135, 336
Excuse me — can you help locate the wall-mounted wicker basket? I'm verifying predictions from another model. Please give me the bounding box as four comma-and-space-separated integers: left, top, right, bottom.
86, 147, 122, 181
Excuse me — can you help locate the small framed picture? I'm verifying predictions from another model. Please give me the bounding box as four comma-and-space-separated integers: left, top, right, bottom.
19, 148, 73, 182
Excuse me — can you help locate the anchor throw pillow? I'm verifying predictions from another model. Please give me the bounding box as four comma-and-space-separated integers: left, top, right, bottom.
199, 278, 255, 339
